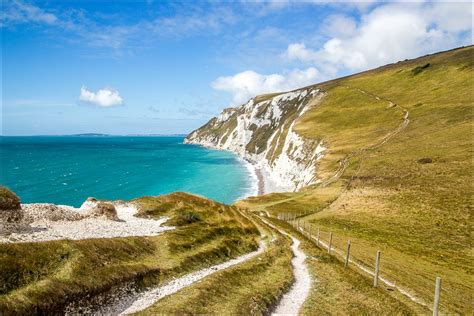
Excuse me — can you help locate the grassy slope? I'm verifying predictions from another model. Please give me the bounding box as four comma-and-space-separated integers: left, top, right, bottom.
138, 215, 419, 315
237, 46, 473, 313
0, 192, 259, 314
273, 218, 423, 315
137, 215, 294, 315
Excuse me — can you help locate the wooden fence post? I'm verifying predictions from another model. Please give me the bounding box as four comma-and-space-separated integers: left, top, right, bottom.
317, 227, 320, 246
345, 240, 351, 268
433, 277, 442, 316
374, 250, 381, 287
328, 232, 333, 254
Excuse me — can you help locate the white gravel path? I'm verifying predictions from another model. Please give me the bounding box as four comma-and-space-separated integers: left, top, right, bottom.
259, 216, 311, 316
272, 235, 311, 315
0, 203, 174, 243
90, 240, 266, 315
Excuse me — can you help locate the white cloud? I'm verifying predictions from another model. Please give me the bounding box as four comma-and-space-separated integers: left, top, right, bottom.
1, 0, 57, 27
286, 43, 318, 63
322, 14, 357, 38
212, 68, 320, 105
215, 1, 472, 107
79, 86, 123, 107
285, 2, 473, 71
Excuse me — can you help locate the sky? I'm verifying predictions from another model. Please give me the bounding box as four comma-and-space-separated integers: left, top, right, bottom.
1, 0, 472, 135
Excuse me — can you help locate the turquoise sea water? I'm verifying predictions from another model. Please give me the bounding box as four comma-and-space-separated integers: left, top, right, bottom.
0, 136, 254, 207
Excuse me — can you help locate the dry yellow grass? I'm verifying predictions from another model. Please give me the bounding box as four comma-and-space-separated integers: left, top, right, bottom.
240, 46, 474, 314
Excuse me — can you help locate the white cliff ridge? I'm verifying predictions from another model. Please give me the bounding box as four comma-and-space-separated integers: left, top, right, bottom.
185, 87, 326, 194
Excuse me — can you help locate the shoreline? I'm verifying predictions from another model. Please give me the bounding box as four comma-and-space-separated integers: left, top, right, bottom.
238, 157, 286, 201
185, 140, 284, 201
238, 158, 261, 200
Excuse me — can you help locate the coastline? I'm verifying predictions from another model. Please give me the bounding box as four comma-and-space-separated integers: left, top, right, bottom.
239, 158, 260, 200
238, 158, 286, 200
184, 140, 286, 201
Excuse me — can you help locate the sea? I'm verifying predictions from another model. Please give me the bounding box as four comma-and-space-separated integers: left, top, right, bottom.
0, 136, 256, 207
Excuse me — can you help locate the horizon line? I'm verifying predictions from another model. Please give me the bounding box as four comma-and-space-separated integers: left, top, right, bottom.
0, 133, 189, 137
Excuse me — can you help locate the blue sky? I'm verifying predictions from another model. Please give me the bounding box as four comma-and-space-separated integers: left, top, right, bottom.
1, 0, 472, 135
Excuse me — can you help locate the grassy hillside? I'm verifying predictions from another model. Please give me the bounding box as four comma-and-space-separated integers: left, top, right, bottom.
137, 214, 294, 315
137, 214, 420, 315
238, 46, 473, 314
0, 192, 259, 314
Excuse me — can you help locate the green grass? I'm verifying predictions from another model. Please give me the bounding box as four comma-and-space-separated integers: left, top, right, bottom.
2, 47, 472, 314
137, 215, 294, 315
0, 192, 259, 314
240, 46, 474, 314
275, 219, 425, 315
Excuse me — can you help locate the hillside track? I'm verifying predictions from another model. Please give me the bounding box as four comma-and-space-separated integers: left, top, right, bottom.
72, 240, 267, 315
321, 86, 410, 188
259, 216, 312, 315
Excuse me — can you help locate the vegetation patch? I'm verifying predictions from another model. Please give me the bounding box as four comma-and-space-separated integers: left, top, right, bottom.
0, 193, 259, 314
0, 186, 21, 211
240, 46, 473, 314
417, 157, 434, 164
411, 63, 431, 75
267, 218, 424, 315
137, 216, 293, 315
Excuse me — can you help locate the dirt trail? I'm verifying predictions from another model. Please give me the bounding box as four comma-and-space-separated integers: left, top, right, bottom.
272, 236, 311, 315
259, 217, 311, 315
321, 86, 410, 188
76, 241, 266, 315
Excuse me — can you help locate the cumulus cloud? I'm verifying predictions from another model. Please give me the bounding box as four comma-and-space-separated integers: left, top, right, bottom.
212, 68, 320, 105
322, 14, 357, 38
286, 43, 318, 63
214, 2, 472, 106
79, 86, 123, 107
285, 2, 473, 71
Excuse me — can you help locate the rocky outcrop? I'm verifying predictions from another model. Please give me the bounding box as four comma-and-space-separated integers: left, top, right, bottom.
0, 186, 25, 235
185, 87, 326, 193
80, 198, 120, 221
22, 204, 83, 222
0, 186, 21, 211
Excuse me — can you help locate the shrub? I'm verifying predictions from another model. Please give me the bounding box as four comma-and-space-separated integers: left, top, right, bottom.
411, 63, 430, 75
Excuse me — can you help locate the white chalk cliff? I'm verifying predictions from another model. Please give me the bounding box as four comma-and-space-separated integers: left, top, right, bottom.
185, 87, 327, 193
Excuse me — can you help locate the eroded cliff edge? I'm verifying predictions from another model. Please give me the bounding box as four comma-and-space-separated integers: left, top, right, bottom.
185, 87, 326, 193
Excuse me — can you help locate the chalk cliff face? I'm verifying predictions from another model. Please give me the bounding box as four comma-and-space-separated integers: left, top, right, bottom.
184, 87, 326, 193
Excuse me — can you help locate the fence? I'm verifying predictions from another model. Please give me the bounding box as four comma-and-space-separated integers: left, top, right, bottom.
276, 212, 444, 316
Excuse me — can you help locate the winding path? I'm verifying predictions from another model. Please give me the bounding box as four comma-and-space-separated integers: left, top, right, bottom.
272, 236, 311, 315
83, 241, 267, 315
321, 86, 410, 188
260, 216, 312, 315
